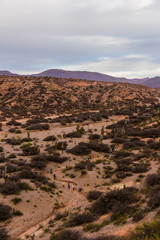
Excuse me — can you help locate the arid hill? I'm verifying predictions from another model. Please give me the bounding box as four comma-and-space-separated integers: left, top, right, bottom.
0, 75, 159, 119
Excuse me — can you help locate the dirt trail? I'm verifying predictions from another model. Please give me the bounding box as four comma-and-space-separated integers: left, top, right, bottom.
15, 177, 84, 240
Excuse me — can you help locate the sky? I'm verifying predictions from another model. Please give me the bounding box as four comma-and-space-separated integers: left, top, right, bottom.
0, 0, 160, 78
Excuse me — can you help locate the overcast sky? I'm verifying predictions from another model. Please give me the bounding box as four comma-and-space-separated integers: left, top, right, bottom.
0, 0, 160, 78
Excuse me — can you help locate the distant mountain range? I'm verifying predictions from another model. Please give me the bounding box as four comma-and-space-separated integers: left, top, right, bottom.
0, 69, 160, 88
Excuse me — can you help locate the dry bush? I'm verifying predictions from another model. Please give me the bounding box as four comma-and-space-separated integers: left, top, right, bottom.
66, 212, 96, 227
67, 142, 91, 155
87, 190, 102, 201
43, 135, 56, 141
5, 138, 23, 145
22, 146, 39, 156
0, 204, 12, 221
91, 187, 138, 215
114, 151, 133, 159
89, 134, 101, 141
26, 123, 50, 130
141, 128, 160, 138
0, 228, 10, 240
87, 142, 110, 153
74, 162, 86, 171
0, 181, 32, 195
66, 131, 82, 138
30, 154, 48, 169
47, 154, 68, 163
146, 174, 160, 186
52, 230, 83, 240
132, 164, 149, 173
111, 138, 125, 144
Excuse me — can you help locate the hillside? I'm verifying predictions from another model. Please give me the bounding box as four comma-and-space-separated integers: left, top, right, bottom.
0, 75, 159, 119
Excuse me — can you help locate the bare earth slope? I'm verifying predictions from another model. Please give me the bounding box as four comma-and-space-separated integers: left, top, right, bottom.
0, 76, 159, 119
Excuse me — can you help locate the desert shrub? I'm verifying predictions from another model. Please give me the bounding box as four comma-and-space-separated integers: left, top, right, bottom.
6, 119, 21, 126
13, 209, 23, 216
91, 187, 138, 215
87, 162, 95, 171
0, 228, 9, 240
0, 181, 20, 195
5, 138, 23, 145
87, 190, 102, 201
115, 172, 130, 179
66, 131, 82, 138
147, 142, 160, 150
30, 154, 48, 169
115, 158, 132, 165
0, 147, 3, 152
0, 203, 12, 220
89, 134, 101, 141
148, 188, 160, 209
8, 127, 18, 133
111, 138, 125, 144
132, 164, 149, 173
67, 142, 91, 155
114, 151, 133, 159
43, 135, 56, 141
22, 137, 32, 142
11, 197, 22, 205
26, 117, 48, 125
66, 212, 96, 227
115, 164, 132, 172
129, 219, 160, 239
146, 174, 160, 186
8, 153, 16, 159
130, 138, 146, 147
22, 146, 39, 156
141, 128, 160, 138
87, 142, 110, 153
51, 230, 83, 240
74, 162, 86, 171
132, 209, 145, 222
2, 163, 18, 173
47, 153, 68, 163
26, 123, 50, 130
123, 141, 136, 150
18, 169, 36, 179
56, 141, 68, 150
0, 156, 7, 163
0, 181, 32, 195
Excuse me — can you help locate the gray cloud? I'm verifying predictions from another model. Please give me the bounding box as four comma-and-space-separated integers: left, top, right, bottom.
0, 0, 160, 77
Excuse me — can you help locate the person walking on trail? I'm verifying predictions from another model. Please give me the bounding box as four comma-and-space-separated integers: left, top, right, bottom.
53, 174, 56, 180
73, 184, 75, 191
68, 182, 70, 189
50, 169, 52, 174
63, 182, 65, 188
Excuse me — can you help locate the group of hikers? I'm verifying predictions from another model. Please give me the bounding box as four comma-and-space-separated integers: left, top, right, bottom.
49, 168, 75, 190
63, 181, 75, 190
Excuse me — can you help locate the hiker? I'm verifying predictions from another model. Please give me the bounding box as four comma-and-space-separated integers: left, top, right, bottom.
63, 182, 65, 188
50, 168, 52, 174
53, 174, 56, 180
73, 184, 75, 191
68, 182, 70, 189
